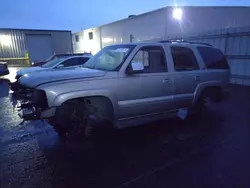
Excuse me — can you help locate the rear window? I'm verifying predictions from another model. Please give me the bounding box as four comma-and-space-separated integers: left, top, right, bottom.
197, 47, 229, 69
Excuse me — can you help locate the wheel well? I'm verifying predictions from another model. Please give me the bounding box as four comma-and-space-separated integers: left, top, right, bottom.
199, 86, 222, 102
62, 96, 114, 120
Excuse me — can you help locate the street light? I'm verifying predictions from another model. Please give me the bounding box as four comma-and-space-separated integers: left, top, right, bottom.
173, 8, 183, 21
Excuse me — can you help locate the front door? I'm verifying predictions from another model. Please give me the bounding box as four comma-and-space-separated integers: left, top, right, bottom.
116, 45, 174, 119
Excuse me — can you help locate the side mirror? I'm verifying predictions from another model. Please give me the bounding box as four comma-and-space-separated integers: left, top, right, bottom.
56, 64, 64, 68
126, 62, 144, 74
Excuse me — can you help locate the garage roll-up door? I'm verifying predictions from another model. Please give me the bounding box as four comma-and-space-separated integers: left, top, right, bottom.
26, 34, 53, 62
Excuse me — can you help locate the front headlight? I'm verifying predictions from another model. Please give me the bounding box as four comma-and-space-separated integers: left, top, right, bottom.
32, 90, 48, 109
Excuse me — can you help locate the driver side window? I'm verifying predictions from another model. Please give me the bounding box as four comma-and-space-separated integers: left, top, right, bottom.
130, 46, 167, 73
132, 50, 149, 67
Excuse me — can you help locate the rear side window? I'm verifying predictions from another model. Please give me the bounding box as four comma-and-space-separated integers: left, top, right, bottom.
61, 58, 79, 67
171, 46, 199, 71
79, 57, 90, 65
197, 47, 229, 69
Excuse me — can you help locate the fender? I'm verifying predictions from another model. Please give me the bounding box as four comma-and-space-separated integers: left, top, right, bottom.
51, 89, 119, 115
193, 81, 222, 104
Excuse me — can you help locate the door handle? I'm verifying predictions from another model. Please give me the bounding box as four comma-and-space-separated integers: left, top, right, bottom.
194, 75, 201, 81
162, 78, 172, 84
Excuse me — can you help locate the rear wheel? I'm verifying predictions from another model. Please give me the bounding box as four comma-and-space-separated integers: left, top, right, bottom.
188, 88, 217, 120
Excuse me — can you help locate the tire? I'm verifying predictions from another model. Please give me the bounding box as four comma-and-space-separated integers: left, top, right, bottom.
187, 90, 210, 121
48, 118, 67, 138
210, 87, 222, 103
49, 100, 95, 139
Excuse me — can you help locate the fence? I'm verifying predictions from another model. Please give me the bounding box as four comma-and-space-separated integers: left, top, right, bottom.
0, 52, 30, 67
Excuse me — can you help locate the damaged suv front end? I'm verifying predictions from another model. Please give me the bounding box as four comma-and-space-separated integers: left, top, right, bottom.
16, 66, 109, 122
18, 89, 52, 121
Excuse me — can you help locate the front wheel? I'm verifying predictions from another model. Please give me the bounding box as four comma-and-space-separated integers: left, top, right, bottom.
49, 101, 95, 139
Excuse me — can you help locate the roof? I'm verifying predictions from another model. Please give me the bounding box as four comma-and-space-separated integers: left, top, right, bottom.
64, 55, 92, 59
107, 40, 213, 47
0, 28, 71, 33
92, 6, 250, 29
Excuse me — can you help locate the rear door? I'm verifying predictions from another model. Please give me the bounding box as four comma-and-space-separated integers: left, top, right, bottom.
170, 46, 201, 108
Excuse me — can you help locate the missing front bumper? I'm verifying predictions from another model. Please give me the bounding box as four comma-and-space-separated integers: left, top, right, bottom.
17, 101, 41, 121
18, 101, 56, 121
10, 82, 33, 99
18, 108, 39, 120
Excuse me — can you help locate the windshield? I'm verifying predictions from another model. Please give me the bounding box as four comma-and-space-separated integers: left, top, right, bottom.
83, 45, 135, 71
42, 58, 64, 68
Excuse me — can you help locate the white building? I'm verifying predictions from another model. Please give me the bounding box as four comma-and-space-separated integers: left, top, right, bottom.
73, 6, 250, 54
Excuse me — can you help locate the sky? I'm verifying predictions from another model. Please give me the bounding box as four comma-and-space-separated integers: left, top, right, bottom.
1, 0, 250, 32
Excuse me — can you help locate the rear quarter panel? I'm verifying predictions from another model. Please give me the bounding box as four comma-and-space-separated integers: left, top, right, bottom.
193, 69, 231, 103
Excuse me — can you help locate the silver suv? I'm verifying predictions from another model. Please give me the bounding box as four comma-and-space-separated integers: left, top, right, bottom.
18, 40, 230, 138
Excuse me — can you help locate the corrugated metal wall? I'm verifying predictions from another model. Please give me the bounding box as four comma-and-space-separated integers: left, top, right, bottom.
100, 8, 167, 48
0, 29, 73, 65
0, 30, 26, 59
167, 26, 250, 86
72, 6, 250, 85
73, 25, 250, 86
73, 6, 250, 54
164, 7, 250, 37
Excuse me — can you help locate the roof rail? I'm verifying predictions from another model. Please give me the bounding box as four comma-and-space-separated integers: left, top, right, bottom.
159, 40, 212, 46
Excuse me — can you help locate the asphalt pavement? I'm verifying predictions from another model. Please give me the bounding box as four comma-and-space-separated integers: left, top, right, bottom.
0, 69, 250, 188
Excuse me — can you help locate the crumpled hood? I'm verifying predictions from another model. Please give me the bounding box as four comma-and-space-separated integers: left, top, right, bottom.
16, 67, 49, 76
19, 67, 106, 88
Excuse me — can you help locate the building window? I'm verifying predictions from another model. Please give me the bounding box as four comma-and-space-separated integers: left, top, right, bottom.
75, 35, 79, 42
89, 32, 93, 40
